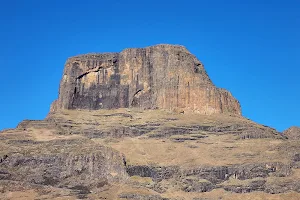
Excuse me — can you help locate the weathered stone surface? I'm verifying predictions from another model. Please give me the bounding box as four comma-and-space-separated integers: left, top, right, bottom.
51, 44, 241, 115
0, 139, 127, 189
223, 179, 266, 193
124, 161, 293, 195
283, 126, 300, 139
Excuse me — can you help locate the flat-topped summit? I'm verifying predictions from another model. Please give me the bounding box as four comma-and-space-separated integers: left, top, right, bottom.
51, 44, 241, 115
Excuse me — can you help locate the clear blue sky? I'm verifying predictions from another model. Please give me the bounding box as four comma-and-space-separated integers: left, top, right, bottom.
0, 0, 299, 132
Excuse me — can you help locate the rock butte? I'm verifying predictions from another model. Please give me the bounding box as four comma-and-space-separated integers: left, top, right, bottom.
51, 44, 241, 115
2, 44, 300, 200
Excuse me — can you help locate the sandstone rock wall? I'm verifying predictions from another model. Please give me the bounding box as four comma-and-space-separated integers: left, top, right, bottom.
51, 44, 241, 115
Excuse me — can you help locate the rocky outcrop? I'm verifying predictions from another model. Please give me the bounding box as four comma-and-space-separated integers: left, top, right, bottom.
51, 44, 241, 115
283, 126, 300, 139
0, 139, 127, 190
125, 162, 293, 194
17, 112, 281, 140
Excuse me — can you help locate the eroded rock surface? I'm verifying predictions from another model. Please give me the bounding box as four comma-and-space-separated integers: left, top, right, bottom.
51, 44, 241, 115
0, 138, 127, 189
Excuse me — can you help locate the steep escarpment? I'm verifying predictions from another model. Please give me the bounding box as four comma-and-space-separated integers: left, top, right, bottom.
51, 44, 241, 115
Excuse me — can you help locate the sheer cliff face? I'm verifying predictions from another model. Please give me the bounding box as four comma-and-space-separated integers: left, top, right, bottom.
51, 44, 241, 115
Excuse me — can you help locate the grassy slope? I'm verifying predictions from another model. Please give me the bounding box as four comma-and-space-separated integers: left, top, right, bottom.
1, 109, 300, 199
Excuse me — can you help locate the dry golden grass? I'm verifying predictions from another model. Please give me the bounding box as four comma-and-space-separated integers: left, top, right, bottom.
54, 108, 257, 131
162, 188, 300, 200
0, 187, 78, 200
129, 176, 154, 184
2, 184, 300, 200
92, 135, 288, 167
46, 109, 288, 167
220, 177, 265, 186
87, 183, 158, 200
1, 109, 299, 199
29, 128, 84, 141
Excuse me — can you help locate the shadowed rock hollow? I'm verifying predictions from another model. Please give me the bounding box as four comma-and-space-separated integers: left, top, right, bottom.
51, 44, 241, 115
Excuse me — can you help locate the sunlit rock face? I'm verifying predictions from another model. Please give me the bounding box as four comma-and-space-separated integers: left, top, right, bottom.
51, 44, 241, 115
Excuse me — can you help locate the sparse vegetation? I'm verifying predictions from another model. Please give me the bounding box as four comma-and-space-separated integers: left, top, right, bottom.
1, 109, 300, 199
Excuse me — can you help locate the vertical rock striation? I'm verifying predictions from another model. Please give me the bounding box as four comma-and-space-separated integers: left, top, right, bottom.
51, 44, 241, 115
